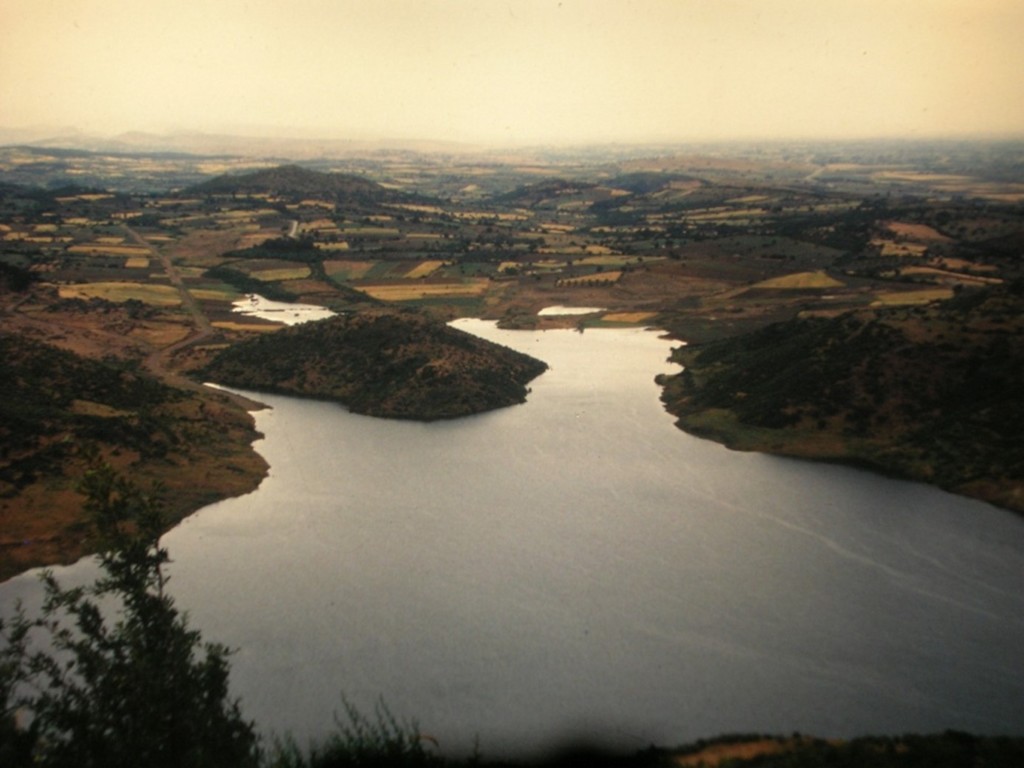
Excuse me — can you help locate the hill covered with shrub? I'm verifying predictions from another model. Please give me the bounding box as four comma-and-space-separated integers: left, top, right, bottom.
189, 164, 400, 204
0, 333, 266, 578
659, 283, 1024, 513
200, 309, 548, 420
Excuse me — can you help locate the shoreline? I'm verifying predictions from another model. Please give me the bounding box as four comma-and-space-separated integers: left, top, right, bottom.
664, 404, 1024, 516
0, 383, 270, 583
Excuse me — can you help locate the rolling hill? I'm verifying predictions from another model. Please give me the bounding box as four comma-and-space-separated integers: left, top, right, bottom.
188, 164, 399, 203
659, 283, 1024, 513
200, 308, 548, 420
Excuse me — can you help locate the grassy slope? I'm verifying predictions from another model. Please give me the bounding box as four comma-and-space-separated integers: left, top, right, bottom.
200, 308, 548, 421
659, 284, 1024, 514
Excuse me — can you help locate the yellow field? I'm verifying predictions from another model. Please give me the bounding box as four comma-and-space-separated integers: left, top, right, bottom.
388, 203, 446, 215
339, 227, 400, 236
95, 236, 125, 244
315, 242, 351, 251
602, 311, 657, 323
872, 288, 954, 306
215, 210, 262, 220
875, 171, 972, 184
68, 244, 150, 256
302, 218, 339, 232
555, 271, 622, 286
249, 266, 311, 281
686, 208, 767, 221
358, 280, 489, 301
58, 282, 181, 306
886, 221, 952, 242
124, 257, 150, 269
55, 193, 114, 202
403, 260, 444, 279
212, 321, 280, 333
752, 271, 844, 290
191, 288, 238, 301
575, 255, 634, 267
872, 239, 928, 257
899, 267, 1002, 285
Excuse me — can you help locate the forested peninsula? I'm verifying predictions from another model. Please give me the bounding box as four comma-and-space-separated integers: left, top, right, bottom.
659, 283, 1024, 514
200, 309, 548, 420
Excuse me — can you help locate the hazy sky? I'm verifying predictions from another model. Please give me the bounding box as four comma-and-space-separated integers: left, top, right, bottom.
3, 0, 1023, 145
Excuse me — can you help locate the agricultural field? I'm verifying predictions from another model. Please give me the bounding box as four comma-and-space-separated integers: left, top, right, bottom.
2, 139, 1024, 580
57, 281, 182, 306
1, 139, 1021, 346
356, 279, 490, 302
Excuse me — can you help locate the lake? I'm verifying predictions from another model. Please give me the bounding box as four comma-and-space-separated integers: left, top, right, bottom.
3, 320, 1023, 757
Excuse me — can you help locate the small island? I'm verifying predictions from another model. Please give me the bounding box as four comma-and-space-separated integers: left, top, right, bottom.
200, 308, 549, 420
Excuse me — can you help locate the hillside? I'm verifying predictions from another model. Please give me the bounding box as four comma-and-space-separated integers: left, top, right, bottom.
659, 283, 1024, 513
200, 309, 548, 420
0, 333, 267, 579
188, 163, 397, 202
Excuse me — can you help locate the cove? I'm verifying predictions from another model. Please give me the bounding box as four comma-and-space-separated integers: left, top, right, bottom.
3, 321, 1022, 757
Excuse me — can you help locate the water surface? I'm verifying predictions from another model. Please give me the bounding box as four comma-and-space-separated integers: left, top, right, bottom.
4, 321, 1022, 756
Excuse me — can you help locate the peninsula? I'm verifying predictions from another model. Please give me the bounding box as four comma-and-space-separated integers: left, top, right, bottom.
200, 308, 548, 420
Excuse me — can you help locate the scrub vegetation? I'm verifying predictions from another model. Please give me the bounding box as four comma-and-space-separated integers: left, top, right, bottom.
659, 282, 1024, 512
200, 308, 548, 421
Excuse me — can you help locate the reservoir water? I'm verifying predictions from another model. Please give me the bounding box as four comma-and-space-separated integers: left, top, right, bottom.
3, 321, 1022, 755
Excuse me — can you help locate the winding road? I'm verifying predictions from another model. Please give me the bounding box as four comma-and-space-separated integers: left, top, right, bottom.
120, 226, 261, 408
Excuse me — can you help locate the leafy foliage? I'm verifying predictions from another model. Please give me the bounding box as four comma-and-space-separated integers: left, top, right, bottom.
267, 698, 444, 768
0, 464, 260, 768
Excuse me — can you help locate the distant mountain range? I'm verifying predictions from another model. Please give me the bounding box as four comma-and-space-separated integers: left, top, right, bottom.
0, 128, 483, 159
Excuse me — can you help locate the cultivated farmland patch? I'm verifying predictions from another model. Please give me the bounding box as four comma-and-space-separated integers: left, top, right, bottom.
249, 266, 311, 281
58, 282, 181, 306
357, 280, 489, 301
751, 271, 844, 290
